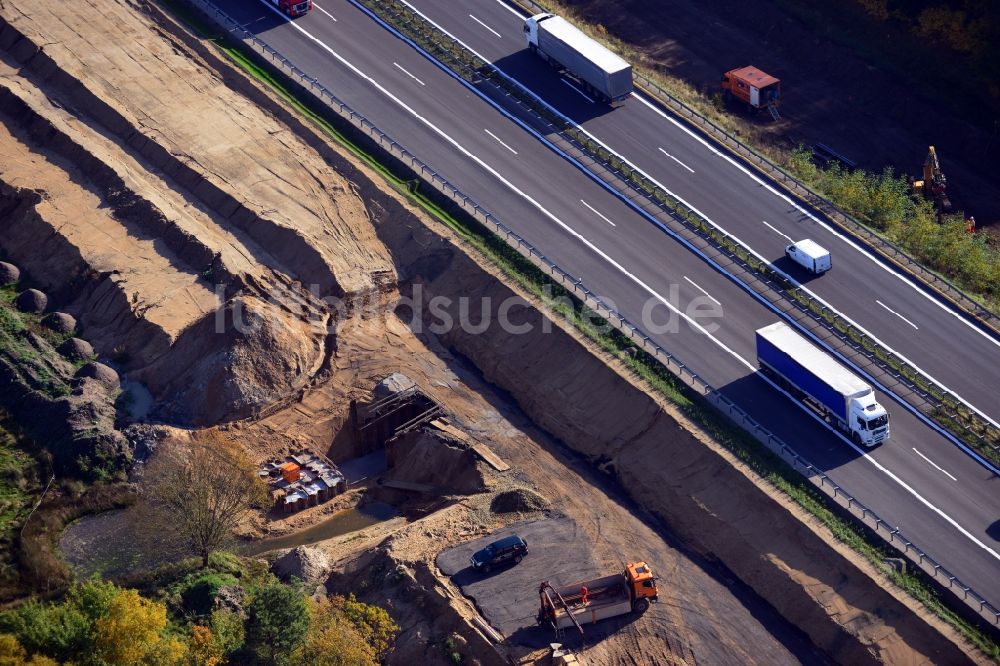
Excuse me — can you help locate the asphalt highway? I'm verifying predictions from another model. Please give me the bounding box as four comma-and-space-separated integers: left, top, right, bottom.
210, 0, 1000, 609
403, 0, 1000, 432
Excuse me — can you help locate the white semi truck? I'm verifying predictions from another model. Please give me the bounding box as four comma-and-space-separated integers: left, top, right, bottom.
524, 13, 633, 106
756, 321, 889, 446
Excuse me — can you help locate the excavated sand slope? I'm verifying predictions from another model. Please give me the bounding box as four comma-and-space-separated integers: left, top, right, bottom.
0, 0, 393, 297
0, 0, 399, 422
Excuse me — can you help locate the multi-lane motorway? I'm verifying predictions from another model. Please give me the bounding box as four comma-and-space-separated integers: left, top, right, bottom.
212, 0, 1000, 609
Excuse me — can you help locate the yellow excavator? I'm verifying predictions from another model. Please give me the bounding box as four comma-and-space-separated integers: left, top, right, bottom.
912, 146, 977, 231
912, 146, 953, 215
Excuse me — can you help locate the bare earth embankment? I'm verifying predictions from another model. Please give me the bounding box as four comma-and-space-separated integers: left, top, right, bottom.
0, 0, 986, 663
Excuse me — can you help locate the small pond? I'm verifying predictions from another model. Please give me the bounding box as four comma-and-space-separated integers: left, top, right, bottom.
241, 501, 399, 556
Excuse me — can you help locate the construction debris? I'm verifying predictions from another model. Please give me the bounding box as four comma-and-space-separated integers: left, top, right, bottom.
260, 451, 347, 514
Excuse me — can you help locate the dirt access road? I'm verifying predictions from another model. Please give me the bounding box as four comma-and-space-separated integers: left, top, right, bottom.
564, 0, 1000, 227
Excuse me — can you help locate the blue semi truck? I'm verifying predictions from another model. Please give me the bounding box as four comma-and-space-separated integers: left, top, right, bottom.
756, 322, 889, 446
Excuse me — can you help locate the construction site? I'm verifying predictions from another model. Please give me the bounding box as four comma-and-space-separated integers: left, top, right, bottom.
0, 0, 992, 664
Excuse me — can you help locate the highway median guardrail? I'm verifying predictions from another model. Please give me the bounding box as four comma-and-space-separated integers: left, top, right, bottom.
356, 0, 1000, 470
182, 0, 1000, 634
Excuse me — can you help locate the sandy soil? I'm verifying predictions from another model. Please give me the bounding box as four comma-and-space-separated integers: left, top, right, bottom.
1, 0, 985, 663
562, 0, 1000, 228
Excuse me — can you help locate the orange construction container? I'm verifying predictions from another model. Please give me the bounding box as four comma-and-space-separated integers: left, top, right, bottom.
721, 66, 780, 109
280, 462, 301, 483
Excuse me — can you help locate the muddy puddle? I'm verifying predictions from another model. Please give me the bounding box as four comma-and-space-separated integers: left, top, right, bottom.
242, 501, 399, 556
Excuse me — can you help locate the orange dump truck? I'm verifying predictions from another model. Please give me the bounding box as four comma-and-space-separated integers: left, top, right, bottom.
537, 562, 658, 633
721, 66, 780, 110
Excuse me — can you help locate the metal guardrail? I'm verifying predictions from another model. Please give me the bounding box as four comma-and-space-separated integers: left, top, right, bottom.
182, 0, 1000, 630
513, 0, 999, 336
359, 0, 1000, 467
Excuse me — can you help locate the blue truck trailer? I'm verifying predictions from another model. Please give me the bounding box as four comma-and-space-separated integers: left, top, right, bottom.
524, 14, 633, 106
756, 322, 889, 446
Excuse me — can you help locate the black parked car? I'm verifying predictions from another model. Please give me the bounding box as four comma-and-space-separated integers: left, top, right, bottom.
470, 535, 528, 572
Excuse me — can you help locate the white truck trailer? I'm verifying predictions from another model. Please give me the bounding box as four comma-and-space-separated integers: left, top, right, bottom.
756, 321, 889, 446
524, 13, 633, 106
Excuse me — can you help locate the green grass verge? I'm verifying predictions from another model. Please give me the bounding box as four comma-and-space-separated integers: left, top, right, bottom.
0, 415, 41, 595
161, 1, 999, 656
0, 285, 72, 399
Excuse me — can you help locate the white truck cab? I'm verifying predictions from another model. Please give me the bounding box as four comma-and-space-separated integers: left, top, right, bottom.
786, 239, 831, 274
523, 13, 551, 50
848, 389, 890, 446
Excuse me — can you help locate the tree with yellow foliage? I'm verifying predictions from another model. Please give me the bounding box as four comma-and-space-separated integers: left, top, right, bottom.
93, 588, 189, 666
291, 597, 376, 666
0, 634, 58, 665
189, 625, 223, 666
339, 594, 398, 662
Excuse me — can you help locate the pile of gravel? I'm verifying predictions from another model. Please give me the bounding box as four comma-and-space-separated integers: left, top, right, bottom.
490, 488, 550, 514
0, 262, 20, 285
15, 288, 47, 313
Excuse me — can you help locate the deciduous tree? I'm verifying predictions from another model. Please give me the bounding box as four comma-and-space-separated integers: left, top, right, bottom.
140, 433, 268, 567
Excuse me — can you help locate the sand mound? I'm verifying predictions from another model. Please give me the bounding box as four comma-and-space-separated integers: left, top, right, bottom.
133, 296, 326, 425
490, 488, 549, 514
42, 312, 77, 334
76, 362, 120, 391
386, 429, 486, 495
59, 337, 94, 361
272, 546, 332, 585
14, 288, 46, 313
0, 261, 19, 285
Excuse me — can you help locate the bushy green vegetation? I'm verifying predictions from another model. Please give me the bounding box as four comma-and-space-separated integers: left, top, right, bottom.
0, 558, 399, 666
788, 146, 1000, 308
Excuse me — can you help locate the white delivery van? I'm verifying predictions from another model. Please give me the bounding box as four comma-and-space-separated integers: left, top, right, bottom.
785, 239, 831, 274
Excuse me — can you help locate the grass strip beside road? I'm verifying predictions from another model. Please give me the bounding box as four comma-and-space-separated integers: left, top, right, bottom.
166, 1, 999, 657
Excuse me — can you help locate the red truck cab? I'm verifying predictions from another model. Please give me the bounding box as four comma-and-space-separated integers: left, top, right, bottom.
271, 0, 313, 17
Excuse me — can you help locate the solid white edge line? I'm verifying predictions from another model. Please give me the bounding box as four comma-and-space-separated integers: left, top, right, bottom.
492, 0, 524, 18
312, 2, 337, 21
475, 1, 999, 358
376, 0, 1000, 478
334, 0, 1000, 559
561, 78, 595, 103
484, 128, 517, 155
376, 0, 996, 434
762, 219, 793, 242
657, 147, 695, 173
404, 0, 1000, 444
469, 14, 502, 38
876, 299, 919, 330
913, 448, 958, 481
580, 199, 616, 226
392, 61, 425, 86
683, 276, 721, 306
